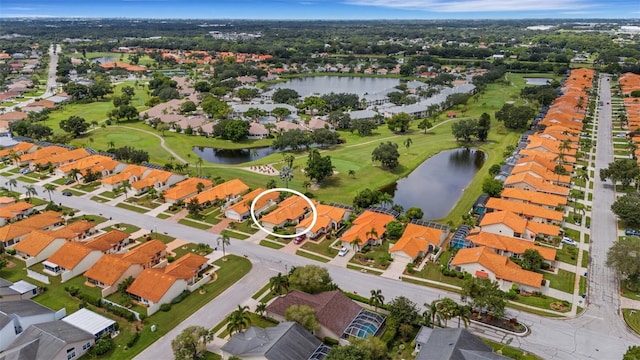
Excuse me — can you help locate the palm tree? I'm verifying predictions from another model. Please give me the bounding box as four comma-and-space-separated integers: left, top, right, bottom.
147, 187, 158, 199
302, 181, 311, 192
6, 178, 17, 193
435, 298, 458, 327
403, 137, 413, 151
69, 168, 81, 183
9, 151, 21, 165
283, 153, 295, 168
378, 192, 393, 208
196, 157, 204, 176
217, 233, 231, 261
256, 302, 267, 318
352, 237, 362, 252
43, 183, 56, 202
369, 289, 384, 312
456, 304, 472, 328
366, 227, 379, 242
196, 182, 205, 194
226, 305, 251, 336
119, 180, 132, 199
558, 140, 572, 160
23, 185, 37, 202
348, 169, 356, 178
269, 272, 289, 295
280, 165, 293, 188
107, 140, 116, 150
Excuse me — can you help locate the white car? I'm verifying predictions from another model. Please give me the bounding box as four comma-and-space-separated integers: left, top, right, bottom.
561, 237, 578, 247
338, 247, 349, 257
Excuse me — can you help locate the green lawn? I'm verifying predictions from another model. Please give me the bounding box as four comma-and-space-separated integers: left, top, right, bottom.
581, 250, 589, 268
98, 191, 117, 199
259, 240, 285, 249
178, 218, 212, 230
216, 312, 279, 338
555, 245, 578, 266
156, 213, 170, 219
251, 282, 272, 300
72, 182, 101, 192
411, 263, 466, 287
16, 176, 39, 184
512, 294, 572, 313
301, 237, 338, 258
346, 264, 383, 275
228, 220, 259, 234
481, 339, 543, 360
116, 202, 150, 213
295, 250, 330, 263
579, 276, 587, 296
623, 309, 640, 336
543, 269, 576, 294
68, 214, 109, 224
135, 232, 176, 244
90, 196, 110, 203
103, 223, 141, 234
172, 243, 213, 259
125, 195, 161, 209
222, 230, 250, 240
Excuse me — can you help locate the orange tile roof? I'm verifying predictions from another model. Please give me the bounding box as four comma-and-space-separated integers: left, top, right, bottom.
46, 242, 94, 270
485, 198, 563, 222
511, 162, 571, 184
341, 210, 395, 244
27, 99, 56, 109
127, 268, 178, 303
50, 220, 96, 239
261, 195, 313, 226
191, 179, 249, 203
466, 231, 556, 261
121, 239, 165, 264
84, 230, 130, 252
0, 142, 35, 158
525, 138, 577, 156
226, 188, 279, 217
296, 203, 347, 233
0, 211, 62, 243
390, 223, 443, 258
164, 253, 208, 279
19, 146, 68, 163
13, 230, 59, 256
84, 254, 134, 286
516, 153, 573, 173
131, 169, 174, 190
59, 155, 120, 175
0, 201, 34, 220
504, 173, 570, 196
163, 177, 213, 201
500, 188, 567, 207
451, 246, 543, 288
480, 210, 527, 233
537, 130, 579, 143
526, 221, 560, 237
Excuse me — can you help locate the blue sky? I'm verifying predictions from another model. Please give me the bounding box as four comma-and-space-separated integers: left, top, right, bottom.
1, 0, 638, 19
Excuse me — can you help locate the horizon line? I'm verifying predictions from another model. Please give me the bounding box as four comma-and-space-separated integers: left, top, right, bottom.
1, 16, 638, 21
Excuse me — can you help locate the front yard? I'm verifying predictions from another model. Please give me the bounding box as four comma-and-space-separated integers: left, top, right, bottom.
300, 236, 339, 258
349, 242, 393, 270
543, 269, 576, 294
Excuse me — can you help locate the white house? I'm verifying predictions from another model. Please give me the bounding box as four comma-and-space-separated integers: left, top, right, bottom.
43, 242, 103, 282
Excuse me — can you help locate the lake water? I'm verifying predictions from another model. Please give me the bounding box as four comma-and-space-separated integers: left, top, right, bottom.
381, 148, 485, 220
524, 78, 552, 86
193, 146, 277, 165
270, 76, 400, 97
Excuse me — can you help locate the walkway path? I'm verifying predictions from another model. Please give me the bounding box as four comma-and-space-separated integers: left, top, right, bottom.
120, 126, 188, 164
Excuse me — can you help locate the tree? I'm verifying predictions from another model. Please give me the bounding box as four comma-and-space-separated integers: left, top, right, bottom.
6, 178, 17, 193
285, 304, 320, 332
23, 185, 37, 202
495, 104, 536, 130
387, 296, 420, 327
348, 169, 356, 178
353, 188, 382, 209
59, 115, 89, 137
223, 120, 250, 142
435, 297, 459, 327
186, 198, 200, 217
455, 304, 472, 328
612, 193, 640, 228
272, 107, 292, 121
461, 277, 506, 319
272, 88, 300, 104
372, 142, 400, 170
156, 122, 170, 137
272, 129, 311, 151
369, 289, 385, 312
255, 302, 267, 318
310, 128, 340, 147
328, 111, 351, 130
521, 249, 545, 272
201, 96, 230, 119
351, 118, 377, 136
385, 221, 404, 240
623, 346, 640, 360
217, 234, 231, 261
451, 119, 478, 142
600, 159, 640, 188
405, 207, 424, 220
417, 118, 433, 134
279, 165, 293, 188
477, 112, 491, 141
386, 112, 412, 133
27, 123, 53, 141
607, 237, 640, 291
266, 179, 277, 189
403, 137, 413, 151
326, 336, 389, 360
352, 237, 363, 252
269, 272, 290, 295
43, 183, 56, 202
226, 305, 251, 336
236, 87, 258, 102
171, 326, 212, 360
482, 177, 504, 197
305, 150, 334, 184
288, 265, 333, 294
118, 180, 131, 199
488, 164, 502, 177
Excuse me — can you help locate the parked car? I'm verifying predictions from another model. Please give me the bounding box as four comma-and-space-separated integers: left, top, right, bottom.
561, 237, 578, 246
64, 179, 75, 185
294, 234, 306, 244
625, 229, 640, 237
338, 247, 349, 256
19, 168, 32, 174
62, 191, 72, 197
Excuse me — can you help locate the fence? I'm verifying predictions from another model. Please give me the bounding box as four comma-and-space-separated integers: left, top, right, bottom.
101, 298, 141, 321
187, 274, 211, 292
26, 269, 50, 284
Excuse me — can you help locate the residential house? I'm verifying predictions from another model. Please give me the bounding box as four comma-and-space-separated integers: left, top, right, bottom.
340, 210, 395, 251
16, 146, 69, 167
518, 148, 576, 165
266, 290, 386, 344
479, 210, 560, 241
0, 201, 34, 226
510, 162, 571, 187
414, 327, 509, 360
0, 142, 36, 159
248, 122, 270, 139
516, 153, 573, 174
260, 195, 313, 230
465, 231, 556, 267
51, 220, 98, 241
190, 179, 250, 207
0, 211, 63, 248
306, 118, 334, 131
99, 164, 147, 190
126, 269, 187, 315
162, 177, 213, 204
500, 187, 567, 210
43, 242, 103, 282
0, 300, 57, 351
31, 148, 91, 170
450, 246, 545, 292
503, 173, 570, 197
163, 253, 208, 285
62, 308, 117, 340
0, 279, 38, 303
57, 155, 123, 179
2, 321, 94, 360
83, 230, 131, 254
484, 198, 564, 225
221, 322, 328, 360
224, 188, 279, 222
84, 255, 144, 297
131, 168, 183, 194
389, 223, 445, 262
120, 239, 166, 269
13, 231, 67, 267
295, 203, 349, 239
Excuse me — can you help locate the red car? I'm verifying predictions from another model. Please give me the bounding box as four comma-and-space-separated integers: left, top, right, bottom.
294, 234, 306, 244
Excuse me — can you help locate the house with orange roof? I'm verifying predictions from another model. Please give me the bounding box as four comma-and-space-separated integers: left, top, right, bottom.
0, 142, 36, 159
31, 148, 91, 169
99, 61, 147, 72
535, 130, 579, 143
0, 201, 35, 226
56, 155, 123, 179
121, 239, 166, 269
389, 223, 446, 262
51, 220, 97, 241
450, 246, 546, 292
500, 187, 567, 210
518, 148, 576, 164
163, 253, 208, 285
340, 210, 396, 251
99, 164, 147, 190
130, 168, 184, 194
162, 177, 213, 204
83, 230, 131, 254
225, 188, 279, 222
16, 145, 68, 166
127, 269, 187, 315
295, 203, 350, 239
13, 231, 67, 267
190, 179, 249, 207
479, 210, 560, 241
464, 231, 556, 266
0, 211, 63, 247
43, 242, 103, 282
511, 162, 571, 187
485, 198, 564, 225
84, 254, 144, 297
260, 195, 313, 230
504, 173, 570, 197
516, 152, 573, 174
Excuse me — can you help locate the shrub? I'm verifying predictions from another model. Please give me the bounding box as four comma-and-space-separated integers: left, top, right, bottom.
323, 337, 339, 346
6, 248, 16, 255
506, 289, 518, 300
160, 303, 172, 312
166, 256, 176, 263
126, 332, 140, 348
456, 272, 465, 279
561, 300, 570, 307
89, 335, 113, 356
171, 290, 191, 304
65, 286, 80, 296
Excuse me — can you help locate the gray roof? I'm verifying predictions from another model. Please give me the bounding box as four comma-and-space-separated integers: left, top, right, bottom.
0, 338, 40, 360
0, 312, 12, 329
349, 109, 378, 120
5, 321, 93, 360
62, 308, 115, 337
415, 328, 509, 360
0, 278, 20, 297
0, 300, 54, 318
221, 322, 321, 360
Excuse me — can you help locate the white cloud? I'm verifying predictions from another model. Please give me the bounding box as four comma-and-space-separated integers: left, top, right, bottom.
344, 0, 594, 12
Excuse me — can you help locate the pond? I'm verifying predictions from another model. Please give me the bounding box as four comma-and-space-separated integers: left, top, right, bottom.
524, 77, 552, 86
270, 76, 400, 97
90, 56, 118, 64
381, 148, 485, 220
193, 146, 277, 165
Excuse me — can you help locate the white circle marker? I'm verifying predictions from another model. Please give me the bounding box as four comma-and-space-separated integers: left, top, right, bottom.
250, 188, 318, 239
